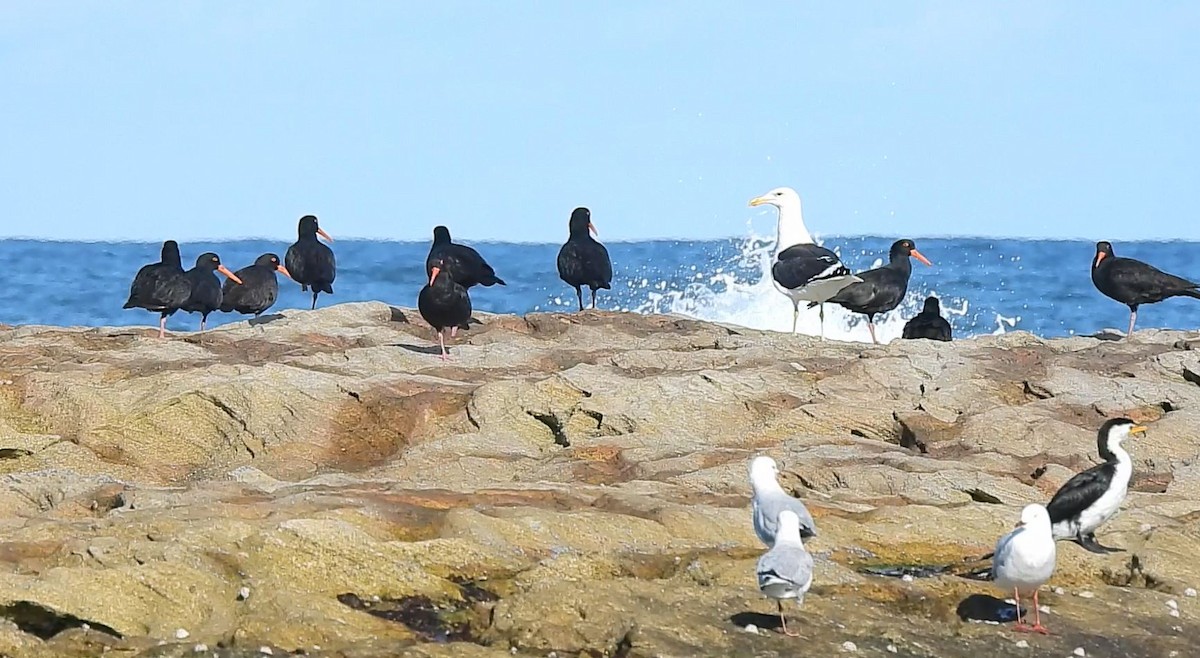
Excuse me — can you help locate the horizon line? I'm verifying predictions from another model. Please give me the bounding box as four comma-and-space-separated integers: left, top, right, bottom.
0, 234, 1187, 245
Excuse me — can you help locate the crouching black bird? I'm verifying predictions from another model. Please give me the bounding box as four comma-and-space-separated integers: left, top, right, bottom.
285, 214, 336, 310
556, 207, 612, 311
813, 239, 932, 344
426, 225, 505, 288
419, 257, 472, 360
123, 240, 190, 338
220, 253, 292, 318
1091, 240, 1200, 338
181, 253, 243, 331
1046, 418, 1145, 554
902, 296, 952, 342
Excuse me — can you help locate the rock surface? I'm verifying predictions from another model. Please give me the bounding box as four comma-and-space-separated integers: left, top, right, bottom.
0, 302, 1198, 656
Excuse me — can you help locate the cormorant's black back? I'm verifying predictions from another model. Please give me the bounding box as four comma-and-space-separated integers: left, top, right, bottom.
902, 296, 952, 341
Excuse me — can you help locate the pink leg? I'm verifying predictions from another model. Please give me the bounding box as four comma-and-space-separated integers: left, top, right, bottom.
200, 318, 206, 332
159, 316, 167, 339
439, 329, 448, 361
868, 320, 878, 344
1012, 588, 1031, 632
1029, 590, 1049, 634
450, 326, 458, 338
778, 601, 799, 637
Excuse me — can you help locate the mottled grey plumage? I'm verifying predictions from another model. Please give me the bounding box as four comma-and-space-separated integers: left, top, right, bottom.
750, 456, 817, 546
755, 510, 814, 637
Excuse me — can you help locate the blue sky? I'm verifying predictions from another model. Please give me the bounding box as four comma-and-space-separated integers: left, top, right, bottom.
2, 2, 1197, 242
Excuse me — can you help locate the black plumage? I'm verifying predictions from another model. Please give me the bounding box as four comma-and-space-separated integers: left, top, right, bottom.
772, 243, 853, 290
419, 257, 473, 360
815, 238, 932, 344
902, 296, 952, 342
123, 240, 190, 338
285, 214, 336, 310
220, 253, 291, 317
426, 226, 505, 288
1091, 240, 1200, 338
1045, 418, 1144, 554
180, 253, 243, 331
556, 207, 612, 311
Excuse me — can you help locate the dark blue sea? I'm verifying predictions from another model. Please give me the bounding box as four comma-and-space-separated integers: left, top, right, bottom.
4, 235, 1197, 342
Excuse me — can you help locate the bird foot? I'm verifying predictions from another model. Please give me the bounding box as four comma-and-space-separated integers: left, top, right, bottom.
1017, 624, 1050, 635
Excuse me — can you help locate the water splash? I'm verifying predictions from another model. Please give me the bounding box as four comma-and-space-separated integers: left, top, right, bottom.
628, 226, 981, 344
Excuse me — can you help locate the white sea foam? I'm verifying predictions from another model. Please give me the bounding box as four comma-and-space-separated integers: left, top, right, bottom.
629, 223, 991, 344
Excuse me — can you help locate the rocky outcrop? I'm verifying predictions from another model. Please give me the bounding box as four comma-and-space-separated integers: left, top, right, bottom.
0, 302, 1197, 656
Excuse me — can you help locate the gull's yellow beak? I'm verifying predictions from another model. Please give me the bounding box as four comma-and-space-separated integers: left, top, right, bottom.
749, 196, 768, 207
1130, 425, 1147, 435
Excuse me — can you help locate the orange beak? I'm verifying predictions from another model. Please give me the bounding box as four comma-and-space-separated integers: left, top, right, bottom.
588, 222, 598, 237
910, 249, 933, 266
317, 228, 333, 242
217, 265, 243, 285
1095, 251, 1107, 267
429, 266, 440, 286
276, 265, 292, 280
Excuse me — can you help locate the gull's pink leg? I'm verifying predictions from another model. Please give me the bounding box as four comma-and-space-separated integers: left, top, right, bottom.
778, 601, 799, 637
1013, 588, 1032, 632
1029, 589, 1049, 634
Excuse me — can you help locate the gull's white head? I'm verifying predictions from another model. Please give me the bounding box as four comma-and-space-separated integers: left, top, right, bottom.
749, 455, 780, 484
1015, 504, 1051, 531
776, 509, 805, 545
749, 186, 812, 249
749, 186, 801, 210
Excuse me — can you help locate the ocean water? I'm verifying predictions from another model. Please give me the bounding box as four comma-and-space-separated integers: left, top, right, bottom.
3, 233, 1197, 343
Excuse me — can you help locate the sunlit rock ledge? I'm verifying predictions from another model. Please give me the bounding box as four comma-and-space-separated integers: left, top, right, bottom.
0, 302, 1196, 657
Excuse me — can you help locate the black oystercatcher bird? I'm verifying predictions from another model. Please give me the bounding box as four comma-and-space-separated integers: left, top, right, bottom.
123, 240, 190, 338
749, 186, 861, 337
285, 215, 336, 310
220, 253, 292, 317
556, 207, 612, 311
1046, 418, 1144, 554
419, 257, 472, 360
426, 226, 506, 289
814, 239, 932, 344
902, 296, 952, 342
181, 253, 243, 331
1091, 240, 1200, 338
